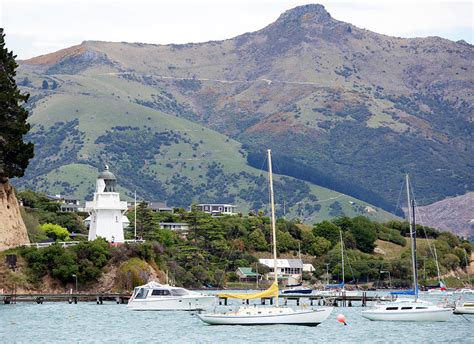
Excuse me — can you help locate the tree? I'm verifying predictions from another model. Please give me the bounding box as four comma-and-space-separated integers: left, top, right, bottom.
42, 79, 48, 89
277, 230, 297, 252
311, 236, 332, 256
313, 220, 340, 246
40, 223, 70, 241
248, 228, 268, 251
442, 253, 460, 271
348, 216, 377, 253
437, 232, 461, 248
0, 29, 34, 182
135, 202, 158, 239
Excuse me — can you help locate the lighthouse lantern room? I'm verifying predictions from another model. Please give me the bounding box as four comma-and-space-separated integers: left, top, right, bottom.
85, 165, 127, 242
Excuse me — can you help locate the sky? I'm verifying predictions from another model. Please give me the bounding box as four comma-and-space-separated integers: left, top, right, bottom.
1, 0, 472, 59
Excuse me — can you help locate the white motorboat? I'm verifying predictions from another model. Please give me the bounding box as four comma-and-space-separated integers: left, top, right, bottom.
425, 288, 453, 296
127, 281, 216, 311
197, 149, 333, 326
454, 301, 474, 314
362, 174, 452, 322
362, 299, 452, 321
454, 288, 474, 295
197, 305, 333, 326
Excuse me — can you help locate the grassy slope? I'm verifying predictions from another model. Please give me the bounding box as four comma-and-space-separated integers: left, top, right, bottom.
16, 69, 396, 222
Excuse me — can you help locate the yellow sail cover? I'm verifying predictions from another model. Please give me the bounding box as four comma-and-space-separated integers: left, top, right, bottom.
217, 282, 278, 300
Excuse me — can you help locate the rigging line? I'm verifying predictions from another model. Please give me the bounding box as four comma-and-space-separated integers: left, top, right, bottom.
342, 237, 356, 284
386, 176, 407, 245
410, 183, 442, 282
271, 158, 287, 218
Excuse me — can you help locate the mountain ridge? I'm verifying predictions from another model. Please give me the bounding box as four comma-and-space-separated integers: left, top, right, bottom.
15, 4, 473, 234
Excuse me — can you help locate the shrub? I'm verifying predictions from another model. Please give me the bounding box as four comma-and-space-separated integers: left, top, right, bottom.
40, 223, 70, 241
116, 258, 150, 290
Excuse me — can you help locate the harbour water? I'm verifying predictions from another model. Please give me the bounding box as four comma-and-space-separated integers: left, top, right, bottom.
1, 293, 472, 343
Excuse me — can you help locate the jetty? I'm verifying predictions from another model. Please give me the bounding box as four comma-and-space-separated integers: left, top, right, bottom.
1, 292, 131, 304
2, 291, 390, 307
219, 292, 391, 307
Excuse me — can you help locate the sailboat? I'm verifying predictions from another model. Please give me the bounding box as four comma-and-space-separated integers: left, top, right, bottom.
423, 244, 453, 296
282, 243, 313, 295
361, 174, 452, 321
197, 149, 333, 326
317, 231, 358, 297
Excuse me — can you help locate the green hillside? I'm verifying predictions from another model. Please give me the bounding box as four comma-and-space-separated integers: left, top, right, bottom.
15, 69, 394, 222
14, 4, 473, 225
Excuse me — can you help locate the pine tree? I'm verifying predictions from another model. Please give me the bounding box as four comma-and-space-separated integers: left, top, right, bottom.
0, 29, 34, 182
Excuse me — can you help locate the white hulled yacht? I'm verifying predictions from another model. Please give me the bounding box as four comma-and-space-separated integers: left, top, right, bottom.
361, 174, 452, 322
127, 281, 216, 311
197, 150, 333, 326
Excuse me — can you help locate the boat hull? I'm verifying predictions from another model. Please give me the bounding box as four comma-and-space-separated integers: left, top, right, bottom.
361, 308, 452, 321
128, 295, 216, 311
454, 305, 474, 314
282, 289, 313, 295
197, 307, 333, 326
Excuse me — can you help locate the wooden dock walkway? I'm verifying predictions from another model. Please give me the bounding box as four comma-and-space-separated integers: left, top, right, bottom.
1, 291, 390, 307
219, 292, 391, 307
1, 292, 131, 304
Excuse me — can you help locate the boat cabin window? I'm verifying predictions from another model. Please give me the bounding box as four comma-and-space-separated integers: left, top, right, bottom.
401, 307, 412, 310
135, 288, 148, 299
416, 307, 428, 309
386, 307, 398, 310
170, 288, 188, 296
151, 289, 171, 296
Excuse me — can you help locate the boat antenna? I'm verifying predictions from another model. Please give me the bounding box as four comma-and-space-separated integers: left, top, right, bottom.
268, 149, 279, 307
406, 173, 418, 301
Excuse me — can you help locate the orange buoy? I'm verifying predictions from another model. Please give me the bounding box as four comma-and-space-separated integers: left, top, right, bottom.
337, 313, 347, 325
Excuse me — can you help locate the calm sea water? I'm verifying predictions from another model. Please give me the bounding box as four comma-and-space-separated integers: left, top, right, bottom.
1, 292, 473, 343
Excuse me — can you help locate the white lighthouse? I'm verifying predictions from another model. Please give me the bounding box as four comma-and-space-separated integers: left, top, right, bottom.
85, 166, 127, 242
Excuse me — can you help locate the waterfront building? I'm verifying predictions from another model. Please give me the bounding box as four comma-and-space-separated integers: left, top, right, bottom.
196, 203, 237, 216
235, 267, 260, 282
84, 166, 128, 242
148, 201, 174, 213
159, 222, 189, 232
258, 258, 314, 276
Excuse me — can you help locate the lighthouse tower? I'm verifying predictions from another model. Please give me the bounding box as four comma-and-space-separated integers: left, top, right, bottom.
85, 166, 127, 242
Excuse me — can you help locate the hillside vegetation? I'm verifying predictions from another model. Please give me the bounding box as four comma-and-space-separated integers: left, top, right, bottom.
2, 193, 471, 292
14, 4, 473, 229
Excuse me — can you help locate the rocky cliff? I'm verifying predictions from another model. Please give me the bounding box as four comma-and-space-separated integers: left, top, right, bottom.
0, 182, 29, 250
415, 192, 474, 240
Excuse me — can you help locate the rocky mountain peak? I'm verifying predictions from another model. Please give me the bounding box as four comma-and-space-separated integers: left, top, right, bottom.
275, 4, 332, 24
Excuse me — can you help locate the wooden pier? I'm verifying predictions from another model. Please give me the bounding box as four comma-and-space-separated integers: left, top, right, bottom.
1, 292, 131, 305
2, 291, 390, 307
218, 292, 391, 307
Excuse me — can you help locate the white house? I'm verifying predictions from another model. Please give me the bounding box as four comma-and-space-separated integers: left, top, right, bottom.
196, 203, 237, 216
258, 259, 315, 276
159, 222, 190, 232
84, 166, 127, 242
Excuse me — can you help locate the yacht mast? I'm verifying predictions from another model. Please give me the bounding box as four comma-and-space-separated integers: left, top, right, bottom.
267, 149, 279, 307
340, 231, 345, 291
406, 173, 418, 301
134, 190, 137, 239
